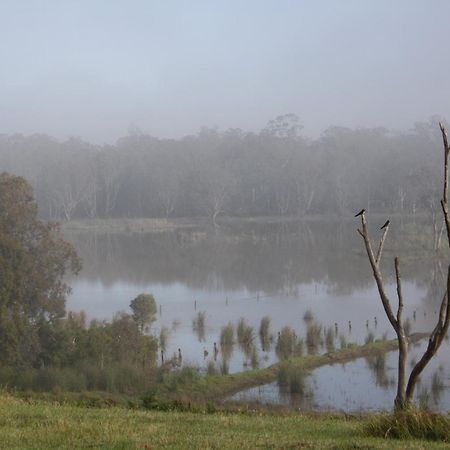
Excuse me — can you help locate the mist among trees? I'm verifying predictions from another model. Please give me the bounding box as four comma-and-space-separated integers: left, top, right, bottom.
0, 114, 446, 222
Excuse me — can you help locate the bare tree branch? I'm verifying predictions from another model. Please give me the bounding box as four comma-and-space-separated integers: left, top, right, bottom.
376, 225, 389, 265
394, 258, 404, 327
439, 122, 450, 246
357, 213, 398, 329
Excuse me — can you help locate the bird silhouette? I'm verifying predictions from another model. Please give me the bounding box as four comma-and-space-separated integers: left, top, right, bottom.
380, 220, 390, 230
354, 209, 365, 217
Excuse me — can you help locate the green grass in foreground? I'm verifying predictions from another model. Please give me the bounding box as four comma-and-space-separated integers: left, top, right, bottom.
0, 393, 448, 449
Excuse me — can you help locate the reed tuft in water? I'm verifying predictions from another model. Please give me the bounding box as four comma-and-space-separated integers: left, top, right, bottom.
220, 322, 235, 349
192, 311, 206, 341
306, 322, 323, 354
259, 316, 271, 351
237, 318, 254, 348
276, 326, 301, 360
250, 345, 259, 369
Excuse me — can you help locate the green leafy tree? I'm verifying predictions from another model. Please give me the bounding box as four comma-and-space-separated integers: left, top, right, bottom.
0, 173, 81, 367
129, 294, 157, 333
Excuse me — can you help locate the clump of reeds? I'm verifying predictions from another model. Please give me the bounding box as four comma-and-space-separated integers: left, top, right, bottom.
259, 316, 271, 351
276, 326, 301, 360
306, 321, 323, 354
236, 318, 254, 348
159, 326, 170, 351
220, 322, 235, 348
192, 311, 206, 341
365, 410, 450, 441
250, 346, 259, 369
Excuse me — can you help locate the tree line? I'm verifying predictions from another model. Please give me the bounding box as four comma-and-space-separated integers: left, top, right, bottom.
0, 114, 446, 221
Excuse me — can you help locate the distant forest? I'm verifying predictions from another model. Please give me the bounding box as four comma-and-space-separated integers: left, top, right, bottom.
0, 114, 446, 221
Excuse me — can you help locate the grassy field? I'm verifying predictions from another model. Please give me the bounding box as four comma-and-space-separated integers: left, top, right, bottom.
0, 393, 448, 449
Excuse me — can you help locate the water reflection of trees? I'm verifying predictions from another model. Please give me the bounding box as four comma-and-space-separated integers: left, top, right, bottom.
64, 219, 433, 295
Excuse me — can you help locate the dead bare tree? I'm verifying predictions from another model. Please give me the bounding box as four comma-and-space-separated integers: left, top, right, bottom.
356, 122, 450, 409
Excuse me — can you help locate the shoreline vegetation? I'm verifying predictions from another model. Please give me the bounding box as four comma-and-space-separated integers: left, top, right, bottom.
61, 213, 432, 233
155, 333, 429, 403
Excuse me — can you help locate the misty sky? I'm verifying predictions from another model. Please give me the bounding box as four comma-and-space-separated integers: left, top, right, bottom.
1, 0, 450, 143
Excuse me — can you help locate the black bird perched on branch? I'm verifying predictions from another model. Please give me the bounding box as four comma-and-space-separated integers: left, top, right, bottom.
380, 220, 390, 230
354, 209, 365, 217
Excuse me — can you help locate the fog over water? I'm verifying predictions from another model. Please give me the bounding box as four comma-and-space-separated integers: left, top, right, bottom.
64, 219, 450, 411
1, 1, 450, 142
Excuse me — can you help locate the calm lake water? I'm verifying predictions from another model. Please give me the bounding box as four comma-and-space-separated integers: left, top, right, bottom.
64, 218, 450, 412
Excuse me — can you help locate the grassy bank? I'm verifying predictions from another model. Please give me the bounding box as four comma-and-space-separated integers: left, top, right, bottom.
61, 217, 203, 233
61, 213, 430, 233
158, 334, 428, 403
0, 393, 448, 449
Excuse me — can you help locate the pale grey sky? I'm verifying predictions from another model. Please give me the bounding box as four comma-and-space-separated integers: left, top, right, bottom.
1, 0, 449, 142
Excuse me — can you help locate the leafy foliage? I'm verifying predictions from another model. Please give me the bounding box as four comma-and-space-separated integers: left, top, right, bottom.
130, 293, 157, 332
0, 173, 80, 367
